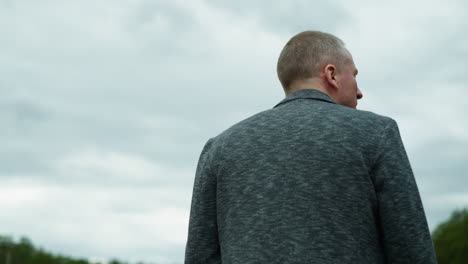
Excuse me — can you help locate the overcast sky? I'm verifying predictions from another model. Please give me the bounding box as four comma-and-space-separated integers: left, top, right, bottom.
1, 0, 467, 263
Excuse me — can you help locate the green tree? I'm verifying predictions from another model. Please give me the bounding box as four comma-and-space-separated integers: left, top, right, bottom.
0, 235, 147, 264
432, 207, 468, 264
0, 235, 14, 264
109, 259, 127, 264
12, 236, 34, 263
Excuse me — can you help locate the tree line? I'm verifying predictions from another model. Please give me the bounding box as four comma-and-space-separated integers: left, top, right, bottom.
0, 236, 137, 264
431, 207, 468, 263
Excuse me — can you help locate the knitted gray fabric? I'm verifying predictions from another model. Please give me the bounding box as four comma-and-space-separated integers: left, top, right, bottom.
185, 89, 437, 264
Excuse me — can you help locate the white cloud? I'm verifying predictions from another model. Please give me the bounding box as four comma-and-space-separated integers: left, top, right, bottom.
49, 147, 195, 189
431, 193, 468, 209
0, 177, 192, 262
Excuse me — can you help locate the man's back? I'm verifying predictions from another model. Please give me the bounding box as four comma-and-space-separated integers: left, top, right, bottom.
185, 89, 437, 263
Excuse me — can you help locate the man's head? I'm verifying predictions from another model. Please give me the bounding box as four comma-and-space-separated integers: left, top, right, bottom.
277, 30, 363, 108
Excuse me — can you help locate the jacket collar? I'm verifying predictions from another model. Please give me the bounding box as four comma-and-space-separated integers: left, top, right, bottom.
273, 89, 337, 108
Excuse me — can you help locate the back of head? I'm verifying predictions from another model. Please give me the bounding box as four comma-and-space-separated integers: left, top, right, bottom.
277, 31, 347, 92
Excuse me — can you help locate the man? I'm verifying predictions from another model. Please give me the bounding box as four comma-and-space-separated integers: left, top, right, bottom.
185, 31, 437, 263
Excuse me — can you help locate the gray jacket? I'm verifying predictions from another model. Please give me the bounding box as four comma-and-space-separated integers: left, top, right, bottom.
185, 89, 437, 263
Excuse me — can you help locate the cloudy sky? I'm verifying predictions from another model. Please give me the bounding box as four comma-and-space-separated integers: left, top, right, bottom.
1, 0, 467, 263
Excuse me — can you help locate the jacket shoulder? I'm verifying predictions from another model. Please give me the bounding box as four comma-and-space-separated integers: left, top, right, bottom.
211, 107, 396, 145
351, 108, 395, 127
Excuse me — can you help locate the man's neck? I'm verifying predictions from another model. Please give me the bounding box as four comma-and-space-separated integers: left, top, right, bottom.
286, 78, 330, 97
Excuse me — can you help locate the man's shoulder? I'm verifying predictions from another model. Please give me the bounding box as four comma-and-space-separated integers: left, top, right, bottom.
349, 108, 394, 126
211, 106, 395, 144
329, 106, 397, 138
243, 106, 392, 128
215, 109, 272, 135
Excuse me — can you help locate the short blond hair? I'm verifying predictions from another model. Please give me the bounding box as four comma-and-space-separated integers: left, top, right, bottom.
277, 31, 348, 91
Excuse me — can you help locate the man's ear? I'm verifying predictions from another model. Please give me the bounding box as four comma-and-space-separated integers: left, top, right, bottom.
324, 64, 339, 90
